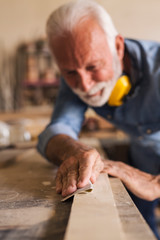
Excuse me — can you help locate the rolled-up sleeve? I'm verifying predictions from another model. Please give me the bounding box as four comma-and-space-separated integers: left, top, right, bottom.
37, 78, 88, 158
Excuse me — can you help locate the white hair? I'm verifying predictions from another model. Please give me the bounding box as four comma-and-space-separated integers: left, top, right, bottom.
46, 0, 118, 53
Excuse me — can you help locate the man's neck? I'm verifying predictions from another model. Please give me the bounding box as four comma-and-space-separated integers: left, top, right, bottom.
123, 49, 131, 76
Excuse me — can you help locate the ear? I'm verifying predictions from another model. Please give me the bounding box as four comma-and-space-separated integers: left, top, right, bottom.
115, 35, 124, 61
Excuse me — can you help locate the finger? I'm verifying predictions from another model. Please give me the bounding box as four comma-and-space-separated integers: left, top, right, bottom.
65, 169, 78, 196
59, 163, 68, 197
103, 160, 130, 181
62, 174, 68, 197
56, 162, 68, 196
103, 159, 117, 172
61, 158, 78, 197
56, 171, 62, 194
103, 162, 120, 177
77, 157, 95, 188
90, 158, 104, 183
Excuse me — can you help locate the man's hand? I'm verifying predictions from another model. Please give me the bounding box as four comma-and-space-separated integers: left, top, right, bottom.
56, 146, 104, 197
46, 134, 104, 197
103, 160, 160, 201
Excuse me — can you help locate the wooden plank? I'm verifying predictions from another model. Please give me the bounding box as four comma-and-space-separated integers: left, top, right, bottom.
0, 149, 72, 240
110, 178, 156, 240
0, 147, 157, 240
64, 173, 125, 240
80, 138, 156, 240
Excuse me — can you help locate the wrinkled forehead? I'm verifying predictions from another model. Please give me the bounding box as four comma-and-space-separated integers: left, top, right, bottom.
51, 18, 106, 50
50, 18, 108, 61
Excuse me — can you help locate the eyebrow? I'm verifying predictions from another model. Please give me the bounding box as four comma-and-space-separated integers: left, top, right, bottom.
87, 60, 106, 69
87, 60, 102, 66
61, 59, 104, 72
62, 68, 76, 73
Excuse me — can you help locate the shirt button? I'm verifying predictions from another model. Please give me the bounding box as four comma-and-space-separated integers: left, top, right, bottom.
146, 129, 152, 134
107, 114, 112, 119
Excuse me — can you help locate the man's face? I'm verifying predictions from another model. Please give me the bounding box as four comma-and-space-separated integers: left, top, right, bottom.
50, 18, 123, 106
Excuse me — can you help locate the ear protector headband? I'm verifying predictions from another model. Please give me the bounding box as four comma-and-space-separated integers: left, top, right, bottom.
108, 75, 131, 106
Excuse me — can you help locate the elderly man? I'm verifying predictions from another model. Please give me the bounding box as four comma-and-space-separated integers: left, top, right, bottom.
37, 0, 160, 238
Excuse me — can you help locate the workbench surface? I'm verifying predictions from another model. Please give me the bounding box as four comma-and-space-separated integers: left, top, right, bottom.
0, 147, 156, 240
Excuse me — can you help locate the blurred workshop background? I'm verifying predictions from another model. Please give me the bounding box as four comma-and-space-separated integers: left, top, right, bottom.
0, 0, 160, 231
0, 0, 160, 111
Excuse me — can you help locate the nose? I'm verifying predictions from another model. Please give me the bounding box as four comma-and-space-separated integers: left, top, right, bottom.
77, 70, 94, 92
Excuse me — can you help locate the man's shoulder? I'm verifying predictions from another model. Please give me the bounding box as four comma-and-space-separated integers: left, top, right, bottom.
125, 38, 160, 47
125, 38, 160, 59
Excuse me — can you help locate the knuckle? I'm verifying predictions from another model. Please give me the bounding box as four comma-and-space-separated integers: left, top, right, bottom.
64, 157, 78, 170
67, 157, 76, 165
79, 165, 87, 173
59, 163, 66, 173
83, 148, 98, 158
117, 161, 124, 168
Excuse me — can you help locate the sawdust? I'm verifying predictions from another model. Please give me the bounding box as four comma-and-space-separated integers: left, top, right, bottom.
0, 207, 55, 229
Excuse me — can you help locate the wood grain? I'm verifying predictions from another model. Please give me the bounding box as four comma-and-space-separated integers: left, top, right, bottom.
110, 178, 156, 240
0, 147, 156, 240
0, 149, 72, 240
64, 173, 125, 240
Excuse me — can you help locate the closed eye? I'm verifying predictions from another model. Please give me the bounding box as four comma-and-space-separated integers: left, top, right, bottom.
86, 65, 96, 71
67, 70, 77, 75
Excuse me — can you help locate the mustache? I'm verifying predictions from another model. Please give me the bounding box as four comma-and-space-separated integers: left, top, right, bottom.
73, 81, 111, 97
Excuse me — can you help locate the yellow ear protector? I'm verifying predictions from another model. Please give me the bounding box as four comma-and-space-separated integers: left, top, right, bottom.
108, 75, 131, 106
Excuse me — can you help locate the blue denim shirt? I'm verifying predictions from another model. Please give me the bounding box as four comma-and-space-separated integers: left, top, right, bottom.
37, 39, 160, 174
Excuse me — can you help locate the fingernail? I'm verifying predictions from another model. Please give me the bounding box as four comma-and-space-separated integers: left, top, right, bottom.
90, 175, 96, 183
77, 180, 85, 188
62, 190, 67, 197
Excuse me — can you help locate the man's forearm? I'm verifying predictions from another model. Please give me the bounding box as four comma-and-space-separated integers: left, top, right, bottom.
46, 134, 77, 165
45, 134, 92, 166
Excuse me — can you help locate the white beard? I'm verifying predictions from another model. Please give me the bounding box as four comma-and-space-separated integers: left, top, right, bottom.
72, 52, 122, 107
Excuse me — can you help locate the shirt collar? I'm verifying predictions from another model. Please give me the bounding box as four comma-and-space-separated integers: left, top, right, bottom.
124, 39, 143, 98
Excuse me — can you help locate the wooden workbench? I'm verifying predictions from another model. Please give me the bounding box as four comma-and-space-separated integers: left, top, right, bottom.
0, 144, 156, 240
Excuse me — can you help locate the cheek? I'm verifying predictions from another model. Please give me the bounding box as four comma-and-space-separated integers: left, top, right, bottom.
93, 69, 114, 82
